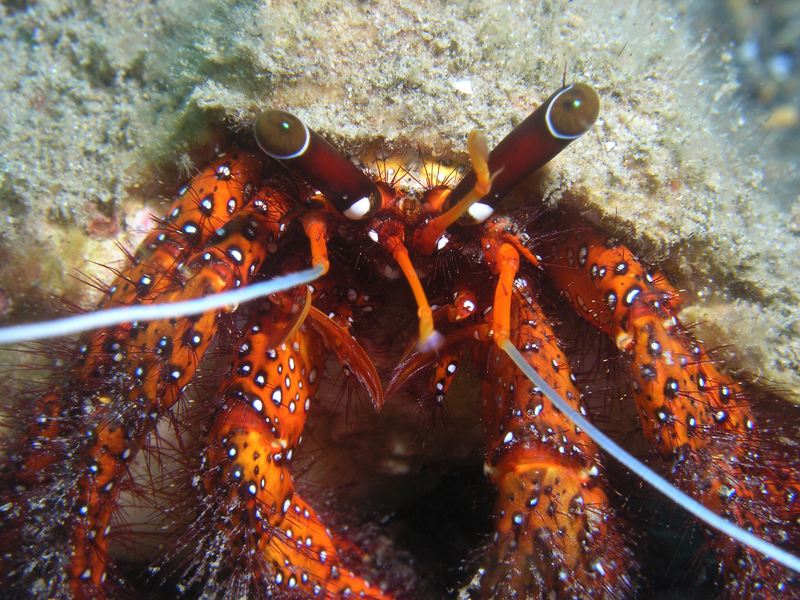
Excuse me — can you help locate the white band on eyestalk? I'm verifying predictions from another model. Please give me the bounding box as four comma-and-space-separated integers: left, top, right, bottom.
344, 196, 374, 220
467, 202, 495, 224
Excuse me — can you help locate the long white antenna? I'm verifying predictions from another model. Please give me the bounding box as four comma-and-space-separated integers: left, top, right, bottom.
0, 266, 325, 345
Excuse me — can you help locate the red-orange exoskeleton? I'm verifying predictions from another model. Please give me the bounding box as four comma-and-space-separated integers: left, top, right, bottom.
1, 82, 799, 600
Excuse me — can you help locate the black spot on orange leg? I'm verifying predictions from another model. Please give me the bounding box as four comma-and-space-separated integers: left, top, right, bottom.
431, 354, 459, 402
63, 183, 297, 598
539, 228, 680, 345
191, 300, 392, 598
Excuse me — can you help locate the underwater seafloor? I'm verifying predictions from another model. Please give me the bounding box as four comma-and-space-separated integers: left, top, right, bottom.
1, 0, 800, 599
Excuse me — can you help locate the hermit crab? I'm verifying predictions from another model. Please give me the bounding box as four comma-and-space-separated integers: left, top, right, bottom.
1, 82, 799, 600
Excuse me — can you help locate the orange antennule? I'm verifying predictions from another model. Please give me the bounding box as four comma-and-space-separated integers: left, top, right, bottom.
415, 131, 499, 254
301, 211, 331, 274
482, 237, 520, 348
376, 220, 443, 352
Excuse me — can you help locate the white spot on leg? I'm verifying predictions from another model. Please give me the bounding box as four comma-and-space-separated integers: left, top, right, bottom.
271, 388, 282, 406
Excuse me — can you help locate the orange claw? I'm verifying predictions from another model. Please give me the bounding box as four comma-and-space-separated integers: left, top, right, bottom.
306, 305, 384, 411
446, 289, 478, 322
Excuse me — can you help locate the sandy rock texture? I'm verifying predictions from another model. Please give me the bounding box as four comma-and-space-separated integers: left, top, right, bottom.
0, 0, 798, 394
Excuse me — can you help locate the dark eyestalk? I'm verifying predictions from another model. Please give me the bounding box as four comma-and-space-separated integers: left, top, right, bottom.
255, 109, 382, 220
445, 82, 600, 224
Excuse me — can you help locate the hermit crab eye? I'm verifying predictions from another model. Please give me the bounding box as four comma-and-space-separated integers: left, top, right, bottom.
255, 109, 310, 159
545, 83, 601, 139
254, 108, 382, 221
